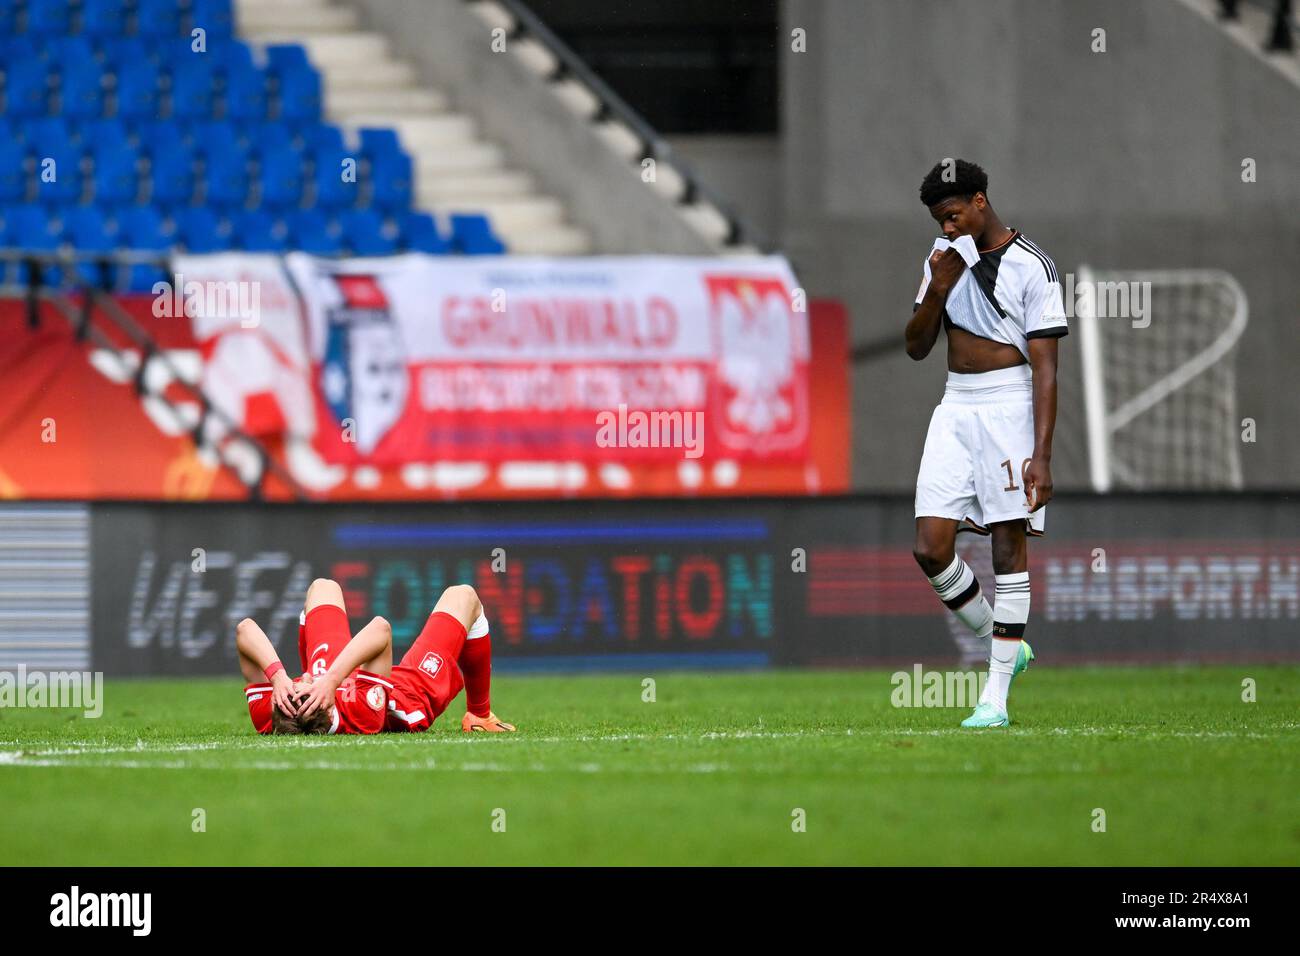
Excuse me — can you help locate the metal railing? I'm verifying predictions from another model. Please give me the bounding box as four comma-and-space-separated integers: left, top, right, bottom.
485, 0, 771, 252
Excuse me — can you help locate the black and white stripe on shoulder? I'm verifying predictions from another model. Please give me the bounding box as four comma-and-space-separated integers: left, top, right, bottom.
1014, 235, 1057, 283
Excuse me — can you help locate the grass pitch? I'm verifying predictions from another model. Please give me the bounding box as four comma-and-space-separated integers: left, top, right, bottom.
1, 666, 1296, 866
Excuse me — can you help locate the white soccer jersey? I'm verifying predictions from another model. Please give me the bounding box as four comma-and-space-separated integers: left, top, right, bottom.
915, 230, 1068, 358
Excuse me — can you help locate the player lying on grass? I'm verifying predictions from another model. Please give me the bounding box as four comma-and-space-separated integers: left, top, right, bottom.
237, 578, 515, 735
905, 159, 1067, 728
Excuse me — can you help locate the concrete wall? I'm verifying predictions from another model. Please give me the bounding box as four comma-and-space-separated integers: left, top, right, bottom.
349, 0, 715, 254
779, 0, 1300, 490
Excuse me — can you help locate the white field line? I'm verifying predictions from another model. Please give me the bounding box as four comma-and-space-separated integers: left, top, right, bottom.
0, 723, 1295, 775
0, 721, 1296, 756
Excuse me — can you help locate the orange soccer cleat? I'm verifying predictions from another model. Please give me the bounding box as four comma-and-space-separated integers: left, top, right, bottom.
462, 710, 517, 733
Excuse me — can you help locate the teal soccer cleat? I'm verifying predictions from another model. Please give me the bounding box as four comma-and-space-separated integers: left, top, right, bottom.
960, 702, 1010, 728
1013, 639, 1035, 679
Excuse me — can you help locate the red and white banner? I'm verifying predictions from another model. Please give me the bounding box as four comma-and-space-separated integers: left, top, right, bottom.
282, 253, 811, 465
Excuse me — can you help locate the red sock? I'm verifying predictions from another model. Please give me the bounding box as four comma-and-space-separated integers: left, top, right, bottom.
460, 633, 492, 718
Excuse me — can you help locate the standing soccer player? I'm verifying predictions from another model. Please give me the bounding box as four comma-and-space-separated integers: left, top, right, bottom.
905, 159, 1067, 728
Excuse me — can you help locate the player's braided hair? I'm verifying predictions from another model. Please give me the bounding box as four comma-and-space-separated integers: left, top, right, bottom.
918, 159, 989, 207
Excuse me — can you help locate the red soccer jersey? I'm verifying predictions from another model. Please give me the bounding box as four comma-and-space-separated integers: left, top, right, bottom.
244, 604, 392, 734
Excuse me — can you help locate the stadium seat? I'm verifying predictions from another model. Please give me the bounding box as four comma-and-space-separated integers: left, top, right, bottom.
274, 68, 322, 124
147, 147, 195, 206
115, 60, 163, 123
60, 61, 106, 121
25, 0, 71, 37
91, 144, 140, 205
368, 152, 413, 211
4, 58, 51, 118
231, 209, 287, 252
312, 147, 360, 209
135, 0, 182, 41
257, 151, 303, 209
81, 0, 129, 39
23, 117, 74, 157
449, 214, 507, 254
285, 208, 341, 254
80, 118, 132, 154
5, 204, 65, 286
35, 147, 83, 204
175, 206, 230, 252
62, 206, 119, 287
401, 211, 451, 254
202, 150, 249, 207
224, 63, 268, 124
337, 208, 398, 256
191, 0, 236, 41
169, 58, 217, 121
44, 36, 97, 68
0, 140, 26, 204
116, 205, 176, 289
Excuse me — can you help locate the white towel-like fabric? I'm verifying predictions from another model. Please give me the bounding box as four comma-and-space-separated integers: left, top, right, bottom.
922, 234, 981, 285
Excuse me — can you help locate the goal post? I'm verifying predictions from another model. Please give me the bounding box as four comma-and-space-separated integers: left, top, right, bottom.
1076, 266, 1248, 491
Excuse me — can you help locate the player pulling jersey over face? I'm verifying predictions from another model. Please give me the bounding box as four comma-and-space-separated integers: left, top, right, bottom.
904, 159, 1065, 729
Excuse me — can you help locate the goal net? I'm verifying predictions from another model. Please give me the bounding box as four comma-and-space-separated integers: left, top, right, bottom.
1076, 267, 1248, 491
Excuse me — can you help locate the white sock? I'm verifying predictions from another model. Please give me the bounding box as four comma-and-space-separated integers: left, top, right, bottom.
982, 572, 1030, 711
927, 556, 993, 639
467, 610, 489, 640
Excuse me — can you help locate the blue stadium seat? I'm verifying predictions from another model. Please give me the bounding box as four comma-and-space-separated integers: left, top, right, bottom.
26, 0, 71, 36
135, 0, 183, 40
0, 35, 39, 63
191, 0, 236, 40
98, 36, 156, 68
187, 119, 245, 156
202, 150, 249, 207
0, 140, 26, 204
449, 214, 507, 254
62, 206, 119, 286
401, 212, 451, 254
245, 121, 299, 159
257, 151, 303, 209
44, 37, 98, 67
265, 44, 312, 76
4, 58, 51, 118
82, 0, 129, 39
6, 204, 65, 286
23, 116, 74, 156
275, 66, 321, 123
224, 63, 268, 123
285, 208, 341, 254
175, 206, 230, 252
115, 60, 163, 122
368, 152, 412, 211
359, 128, 404, 161
0, 1, 17, 36
312, 146, 360, 209
34, 147, 82, 204
169, 58, 217, 121
80, 117, 132, 153
60, 61, 106, 121
338, 208, 398, 256
91, 144, 140, 205
232, 209, 287, 252
148, 148, 195, 206
117, 206, 172, 247
298, 123, 344, 153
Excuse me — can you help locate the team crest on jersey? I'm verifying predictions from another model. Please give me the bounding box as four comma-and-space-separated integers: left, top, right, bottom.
365, 684, 386, 711
419, 652, 443, 678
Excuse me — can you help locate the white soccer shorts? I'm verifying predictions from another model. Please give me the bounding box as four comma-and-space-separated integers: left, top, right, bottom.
914, 364, 1046, 535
